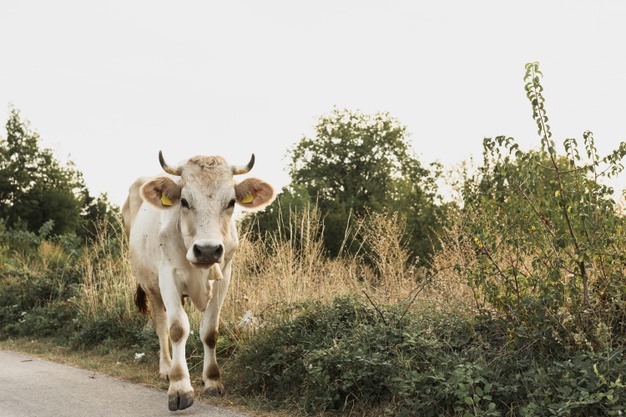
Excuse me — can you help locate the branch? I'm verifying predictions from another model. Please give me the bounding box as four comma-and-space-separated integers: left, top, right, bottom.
362, 290, 388, 327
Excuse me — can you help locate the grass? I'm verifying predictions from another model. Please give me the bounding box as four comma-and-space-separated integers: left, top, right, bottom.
2, 208, 476, 415
11, 206, 626, 416
226, 207, 456, 325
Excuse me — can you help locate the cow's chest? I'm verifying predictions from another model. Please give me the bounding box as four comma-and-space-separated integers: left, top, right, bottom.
174, 268, 213, 311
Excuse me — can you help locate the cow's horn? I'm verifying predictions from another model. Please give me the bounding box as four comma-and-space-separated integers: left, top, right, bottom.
159, 151, 182, 176
232, 154, 255, 175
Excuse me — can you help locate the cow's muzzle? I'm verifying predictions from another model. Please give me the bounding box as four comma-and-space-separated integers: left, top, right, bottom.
190, 241, 224, 267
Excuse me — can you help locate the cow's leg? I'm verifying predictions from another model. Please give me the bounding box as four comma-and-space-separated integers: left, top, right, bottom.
161, 287, 194, 411
147, 292, 171, 381
200, 265, 231, 396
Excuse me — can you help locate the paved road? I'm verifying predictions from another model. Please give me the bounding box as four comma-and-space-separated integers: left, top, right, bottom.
0, 350, 252, 417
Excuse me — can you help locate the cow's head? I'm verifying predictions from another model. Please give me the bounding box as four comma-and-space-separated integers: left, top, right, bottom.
140, 151, 275, 268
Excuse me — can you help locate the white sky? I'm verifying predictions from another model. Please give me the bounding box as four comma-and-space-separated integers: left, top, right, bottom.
1, 1, 626, 207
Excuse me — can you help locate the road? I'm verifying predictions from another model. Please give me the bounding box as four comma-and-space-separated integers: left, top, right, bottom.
0, 350, 252, 417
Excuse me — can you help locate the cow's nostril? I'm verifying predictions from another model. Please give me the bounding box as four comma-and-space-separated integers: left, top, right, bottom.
192, 243, 224, 265
193, 244, 203, 259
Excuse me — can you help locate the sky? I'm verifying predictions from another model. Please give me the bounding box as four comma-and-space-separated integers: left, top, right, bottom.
1, 1, 626, 207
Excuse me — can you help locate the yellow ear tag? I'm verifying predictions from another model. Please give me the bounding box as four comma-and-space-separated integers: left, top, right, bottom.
161, 193, 173, 206
241, 194, 254, 204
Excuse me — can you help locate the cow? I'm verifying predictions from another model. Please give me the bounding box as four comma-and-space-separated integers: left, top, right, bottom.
122, 151, 275, 411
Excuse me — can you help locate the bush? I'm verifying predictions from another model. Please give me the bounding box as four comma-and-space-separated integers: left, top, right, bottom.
2, 302, 78, 339
232, 295, 483, 414
70, 313, 150, 350
0, 260, 81, 340
233, 296, 380, 411
0, 216, 142, 348
231, 295, 626, 416
458, 63, 626, 350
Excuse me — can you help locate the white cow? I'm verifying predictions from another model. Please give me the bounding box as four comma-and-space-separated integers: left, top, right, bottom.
122, 151, 274, 411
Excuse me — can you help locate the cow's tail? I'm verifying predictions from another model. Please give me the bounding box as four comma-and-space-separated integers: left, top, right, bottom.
134, 285, 149, 315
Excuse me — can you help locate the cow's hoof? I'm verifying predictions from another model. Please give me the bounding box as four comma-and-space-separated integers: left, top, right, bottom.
168, 391, 194, 411
203, 379, 225, 397
203, 387, 225, 397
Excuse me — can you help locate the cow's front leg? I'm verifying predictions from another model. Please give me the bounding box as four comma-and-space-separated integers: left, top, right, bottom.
200, 270, 230, 396
163, 291, 194, 411
200, 318, 223, 396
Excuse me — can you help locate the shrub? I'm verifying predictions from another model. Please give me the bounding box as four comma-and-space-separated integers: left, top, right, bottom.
0, 265, 80, 339
70, 312, 149, 350
231, 295, 626, 416
459, 63, 626, 349
231, 295, 487, 414
0, 215, 140, 347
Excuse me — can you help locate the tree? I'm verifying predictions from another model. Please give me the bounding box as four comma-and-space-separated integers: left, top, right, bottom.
286, 108, 443, 261
79, 191, 122, 240
241, 183, 312, 240
0, 107, 116, 237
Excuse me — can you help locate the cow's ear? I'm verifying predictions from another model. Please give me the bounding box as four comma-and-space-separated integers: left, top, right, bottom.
235, 178, 275, 211
140, 177, 181, 209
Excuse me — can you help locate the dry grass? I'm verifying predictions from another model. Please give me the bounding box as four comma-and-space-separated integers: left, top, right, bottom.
225, 206, 372, 324
72, 205, 477, 335
422, 209, 481, 315
10, 240, 67, 274
76, 218, 136, 321
225, 207, 478, 328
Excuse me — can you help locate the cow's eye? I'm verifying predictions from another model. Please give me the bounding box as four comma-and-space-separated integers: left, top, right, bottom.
227, 198, 236, 209
180, 198, 190, 209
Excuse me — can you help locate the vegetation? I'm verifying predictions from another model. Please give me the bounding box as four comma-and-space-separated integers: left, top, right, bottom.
459, 64, 626, 347
243, 108, 446, 264
2, 63, 626, 416
0, 107, 117, 240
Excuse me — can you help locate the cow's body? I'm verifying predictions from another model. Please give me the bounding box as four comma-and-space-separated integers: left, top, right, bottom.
123, 152, 274, 411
